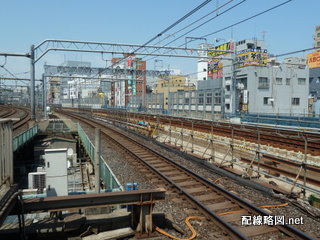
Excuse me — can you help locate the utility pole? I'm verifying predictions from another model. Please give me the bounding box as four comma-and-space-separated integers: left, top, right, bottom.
94, 128, 101, 193
43, 74, 47, 120
30, 45, 36, 120
167, 65, 170, 115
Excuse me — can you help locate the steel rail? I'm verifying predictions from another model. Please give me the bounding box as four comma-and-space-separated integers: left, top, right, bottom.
240, 157, 320, 187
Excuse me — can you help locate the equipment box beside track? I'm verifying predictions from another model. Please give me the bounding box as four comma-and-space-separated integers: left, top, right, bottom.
309, 194, 320, 208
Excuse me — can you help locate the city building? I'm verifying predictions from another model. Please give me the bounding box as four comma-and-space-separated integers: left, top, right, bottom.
153, 74, 196, 110
307, 25, 320, 116
110, 55, 146, 107
48, 77, 60, 104
129, 72, 196, 113
315, 25, 320, 51
46, 61, 108, 108
196, 39, 309, 117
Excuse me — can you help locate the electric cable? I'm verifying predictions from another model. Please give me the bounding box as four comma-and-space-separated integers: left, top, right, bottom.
89, 0, 214, 80
274, 46, 320, 58
201, 0, 292, 39
145, 0, 292, 63
217, 202, 289, 216
144, 0, 246, 62
152, 0, 236, 47
136, 0, 213, 51
155, 216, 206, 240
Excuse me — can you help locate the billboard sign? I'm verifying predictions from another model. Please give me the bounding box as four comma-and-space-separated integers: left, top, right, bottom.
308, 52, 320, 68
208, 59, 223, 79
208, 42, 234, 57
236, 49, 268, 68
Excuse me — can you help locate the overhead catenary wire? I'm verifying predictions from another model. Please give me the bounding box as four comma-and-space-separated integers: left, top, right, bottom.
135, 0, 213, 51
88, 0, 214, 80
146, 0, 292, 64
201, 0, 292, 39
144, 0, 245, 62
152, 0, 236, 47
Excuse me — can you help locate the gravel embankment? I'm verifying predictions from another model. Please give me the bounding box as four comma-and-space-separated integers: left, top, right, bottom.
75, 117, 320, 240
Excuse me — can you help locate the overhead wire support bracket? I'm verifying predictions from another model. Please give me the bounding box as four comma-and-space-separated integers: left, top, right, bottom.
33, 39, 234, 64
185, 37, 207, 48
0, 52, 31, 58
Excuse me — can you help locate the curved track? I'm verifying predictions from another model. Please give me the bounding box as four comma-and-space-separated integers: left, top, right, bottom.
0, 105, 31, 136
58, 109, 313, 240
101, 110, 320, 156
72, 108, 320, 190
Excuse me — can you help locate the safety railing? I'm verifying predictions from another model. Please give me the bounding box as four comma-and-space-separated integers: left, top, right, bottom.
77, 123, 123, 191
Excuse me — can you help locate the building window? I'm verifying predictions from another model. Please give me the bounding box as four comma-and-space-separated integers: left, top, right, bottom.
298, 78, 306, 85
286, 78, 291, 85
263, 97, 273, 105
185, 98, 189, 104
226, 85, 231, 92
198, 93, 204, 104
276, 78, 282, 85
292, 98, 300, 105
316, 77, 320, 83
214, 92, 221, 104
317, 41, 320, 47
258, 77, 269, 88
318, 32, 320, 37
206, 93, 212, 105
226, 104, 230, 110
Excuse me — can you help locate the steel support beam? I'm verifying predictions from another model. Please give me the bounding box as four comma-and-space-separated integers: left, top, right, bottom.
44, 65, 170, 78
34, 39, 234, 63
0, 53, 30, 58
21, 188, 165, 213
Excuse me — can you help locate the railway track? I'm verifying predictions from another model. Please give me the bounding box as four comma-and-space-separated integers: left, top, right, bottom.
0, 105, 32, 137
0, 105, 17, 118
57, 109, 314, 240
103, 109, 320, 156
72, 108, 320, 192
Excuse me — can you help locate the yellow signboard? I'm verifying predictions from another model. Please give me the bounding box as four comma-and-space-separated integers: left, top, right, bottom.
236, 51, 269, 68
208, 42, 234, 57
308, 52, 320, 68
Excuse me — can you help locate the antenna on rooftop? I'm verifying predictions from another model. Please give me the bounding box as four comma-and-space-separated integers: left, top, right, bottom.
262, 31, 267, 41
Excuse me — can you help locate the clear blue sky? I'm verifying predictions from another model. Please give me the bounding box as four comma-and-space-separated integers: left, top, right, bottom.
0, 0, 319, 84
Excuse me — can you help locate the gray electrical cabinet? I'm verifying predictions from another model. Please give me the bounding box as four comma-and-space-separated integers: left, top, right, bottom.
45, 148, 68, 197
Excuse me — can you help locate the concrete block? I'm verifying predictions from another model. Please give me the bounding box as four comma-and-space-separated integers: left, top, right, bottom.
82, 227, 135, 240
64, 213, 86, 232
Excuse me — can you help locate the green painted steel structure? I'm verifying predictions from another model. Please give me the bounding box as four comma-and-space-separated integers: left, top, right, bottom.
77, 124, 123, 191
13, 125, 38, 152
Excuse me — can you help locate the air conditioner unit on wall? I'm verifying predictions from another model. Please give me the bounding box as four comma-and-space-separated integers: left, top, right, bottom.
268, 98, 274, 105
28, 172, 46, 194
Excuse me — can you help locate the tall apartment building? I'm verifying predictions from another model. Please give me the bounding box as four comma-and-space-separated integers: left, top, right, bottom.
111, 55, 146, 107
315, 25, 320, 51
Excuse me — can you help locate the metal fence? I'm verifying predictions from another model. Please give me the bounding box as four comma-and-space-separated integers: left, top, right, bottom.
77, 123, 123, 191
